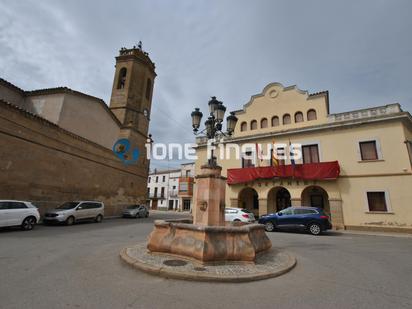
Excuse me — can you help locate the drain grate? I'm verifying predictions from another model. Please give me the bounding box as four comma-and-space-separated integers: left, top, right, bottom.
163, 259, 188, 267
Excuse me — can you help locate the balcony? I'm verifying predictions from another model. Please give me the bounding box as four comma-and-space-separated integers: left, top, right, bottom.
148, 193, 166, 199
178, 177, 194, 196
227, 161, 340, 185
169, 190, 178, 198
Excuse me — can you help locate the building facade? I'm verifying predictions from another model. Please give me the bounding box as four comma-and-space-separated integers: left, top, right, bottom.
0, 46, 156, 216
195, 83, 412, 232
148, 162, 195, 211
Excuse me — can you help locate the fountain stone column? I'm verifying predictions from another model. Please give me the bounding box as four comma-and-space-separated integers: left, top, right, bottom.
192, 165, 226, 226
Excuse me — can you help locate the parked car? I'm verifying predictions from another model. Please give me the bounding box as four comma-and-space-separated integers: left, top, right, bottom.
225, 208, 255, 223
258, 206, 332, 235
43, 201, 104, 225
0, 200, 40, 230
122, 205, 149, 218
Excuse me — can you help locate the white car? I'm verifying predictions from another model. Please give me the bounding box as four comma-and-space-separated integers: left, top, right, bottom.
225, 208, 255, 223
0, 200, 40, 230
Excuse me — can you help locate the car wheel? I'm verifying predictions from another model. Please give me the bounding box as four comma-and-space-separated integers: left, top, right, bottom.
21, 216, 36, 231
308, 223, 322, 235
95, 214, 103, 223
264, 221, 275, 232
66, 216, 75, 226
145, 213, 149, 218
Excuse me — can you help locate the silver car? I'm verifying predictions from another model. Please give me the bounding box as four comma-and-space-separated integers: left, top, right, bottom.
122, 205, 149, 218
43, 201, 104, 225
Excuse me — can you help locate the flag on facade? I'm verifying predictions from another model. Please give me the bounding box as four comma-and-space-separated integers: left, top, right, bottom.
289, 139, 296, 179
255, 143, 263, 167
271, 139, 279, 167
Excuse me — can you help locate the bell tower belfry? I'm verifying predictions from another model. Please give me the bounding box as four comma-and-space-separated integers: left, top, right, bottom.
109, 43, 156, 173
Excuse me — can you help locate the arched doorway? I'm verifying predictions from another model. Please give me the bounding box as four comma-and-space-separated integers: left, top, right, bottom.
301, 186, 330, 214
267, 187, 291, 213
238, 187, 259, 216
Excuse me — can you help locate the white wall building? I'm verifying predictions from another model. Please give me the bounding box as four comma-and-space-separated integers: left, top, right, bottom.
147, 163, 195, 211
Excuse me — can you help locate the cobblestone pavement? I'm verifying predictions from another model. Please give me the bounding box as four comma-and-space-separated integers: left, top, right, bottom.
121, 243, 295, 281
1, 212, 412, 309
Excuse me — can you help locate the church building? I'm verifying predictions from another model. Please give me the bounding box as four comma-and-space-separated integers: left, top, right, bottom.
0, 46, 156, 216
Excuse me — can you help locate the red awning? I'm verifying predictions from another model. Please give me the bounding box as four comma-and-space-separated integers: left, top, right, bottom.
227, 161, 340, 185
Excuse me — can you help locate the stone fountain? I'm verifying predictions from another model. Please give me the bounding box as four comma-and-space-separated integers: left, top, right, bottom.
120, 97, 295, 281
147, 164, 272, 263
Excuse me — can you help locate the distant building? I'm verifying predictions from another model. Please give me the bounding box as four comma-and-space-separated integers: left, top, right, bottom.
0, 46, 156, 216
148, 162, 195, 211
195, 83, 412, 233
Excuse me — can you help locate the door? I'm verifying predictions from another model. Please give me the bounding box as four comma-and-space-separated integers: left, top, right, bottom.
310, 195, 324, 209
7, 202, 30, 226
276, 208, 295, 228
0, 201, 11, 227
152, 200, 158, 210
75, 203, 90, 219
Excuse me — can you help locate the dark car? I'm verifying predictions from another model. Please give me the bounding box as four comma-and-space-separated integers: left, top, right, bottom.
122, 205, 149, 218
258, 206, 332, 235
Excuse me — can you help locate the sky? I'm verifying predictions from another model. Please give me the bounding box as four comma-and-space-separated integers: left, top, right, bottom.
1, 0, 411, 170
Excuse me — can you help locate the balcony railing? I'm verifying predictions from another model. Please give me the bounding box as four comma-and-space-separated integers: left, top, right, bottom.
227, 161, 340, 185
148, 193, 166, 199
169, 190, 178, 197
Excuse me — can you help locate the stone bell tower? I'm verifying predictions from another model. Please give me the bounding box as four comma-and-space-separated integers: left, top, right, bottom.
109, 43, 156, 172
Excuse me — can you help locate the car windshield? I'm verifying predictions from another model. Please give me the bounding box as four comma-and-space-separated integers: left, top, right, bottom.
127, 205, 139, 209
241, 209, 252, 214
56, 202, 79, 209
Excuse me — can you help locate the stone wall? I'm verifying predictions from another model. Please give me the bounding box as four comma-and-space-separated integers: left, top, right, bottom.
0, 101, 148, 217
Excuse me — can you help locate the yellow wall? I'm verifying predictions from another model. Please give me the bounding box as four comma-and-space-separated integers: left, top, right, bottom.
194, 82, 412, 231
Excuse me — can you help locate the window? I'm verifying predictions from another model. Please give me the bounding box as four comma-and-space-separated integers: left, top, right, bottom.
148, 177, 151, 183
154, 187, 158, 197
180, 182, 188, 192
8, 202, 27, 209
183, 200, 191, 211
279, 208, 293, 215
294, 112, 304, 123
156, 176, 159, 183
307, 109, 317, 121
271, 116, 279, 127
145, 78, 152, 100
162, 175, 166, 182
367, 192, 388, 212
117, 68, 127, 89
160, 187, 165, 197
294, 208, 317, 215
283, 114, 291, 125
240, 122, 247, 131
261, 118, 268, 128
360, 141, 378, 160
302, 144, 320, 163
81, 202, 101, 209
0, 202, 8, 210
147, 188, 150, 196
250, 120, 257, 130
242, 151, 255, 168
185, 170, 190, 177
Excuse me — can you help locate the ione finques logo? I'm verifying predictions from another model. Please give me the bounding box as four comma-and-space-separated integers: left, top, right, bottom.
113, 138, 303, 165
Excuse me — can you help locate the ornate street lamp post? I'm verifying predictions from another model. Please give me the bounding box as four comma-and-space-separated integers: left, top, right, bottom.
191, 96, 238, 167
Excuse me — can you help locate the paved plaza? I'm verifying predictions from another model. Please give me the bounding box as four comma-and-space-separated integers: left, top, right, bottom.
0, 212, 411, 309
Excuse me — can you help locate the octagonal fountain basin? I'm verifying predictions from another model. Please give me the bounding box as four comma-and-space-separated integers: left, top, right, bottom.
147, 219, 272, 264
